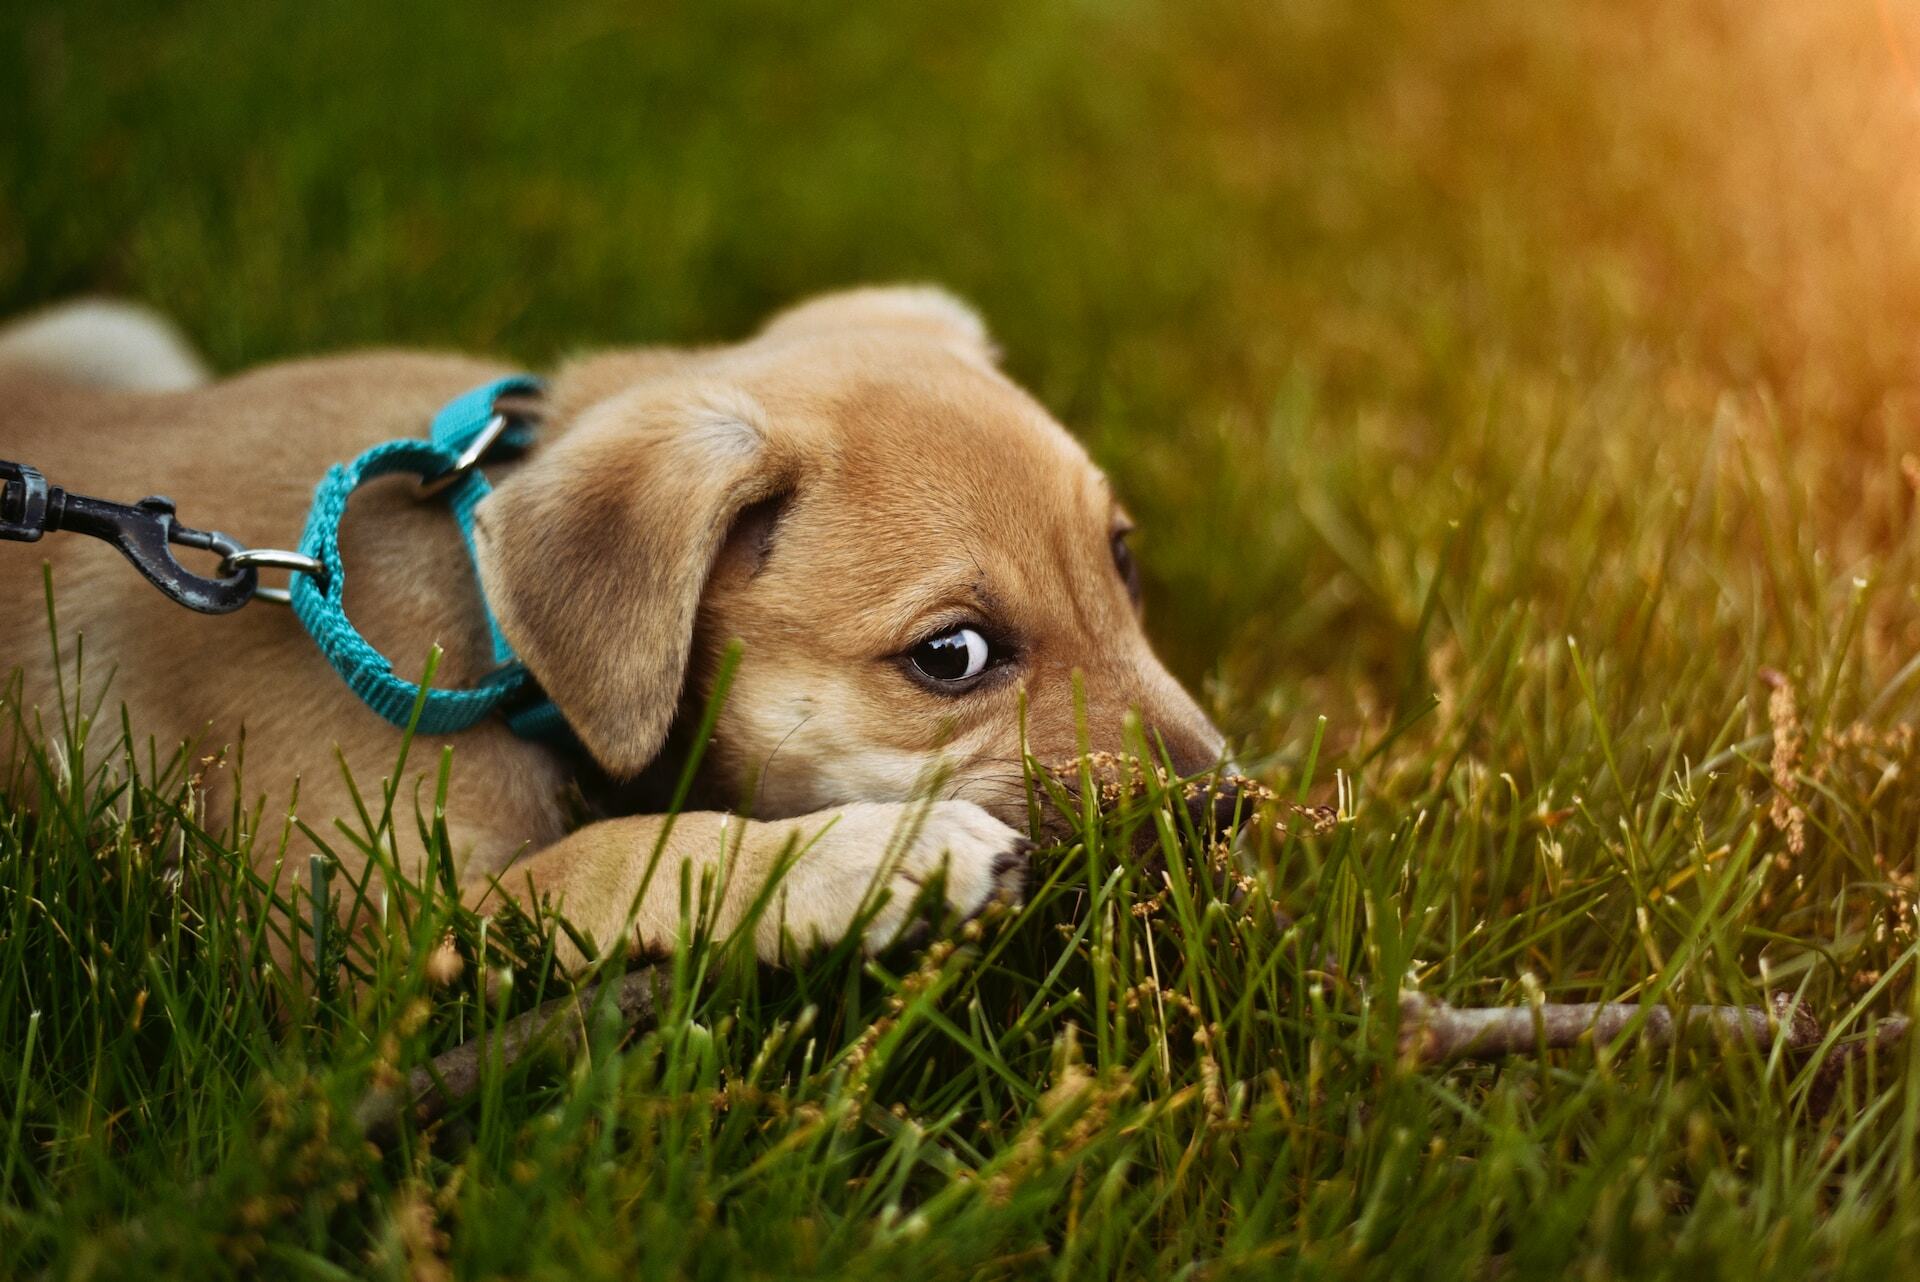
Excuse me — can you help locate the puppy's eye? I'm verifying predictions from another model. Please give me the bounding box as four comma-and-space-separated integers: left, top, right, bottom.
1112, 530, 1141, 601
908, 626, 994, 686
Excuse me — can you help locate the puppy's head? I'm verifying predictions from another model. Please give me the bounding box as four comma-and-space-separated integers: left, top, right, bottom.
475, 287, 1226, 829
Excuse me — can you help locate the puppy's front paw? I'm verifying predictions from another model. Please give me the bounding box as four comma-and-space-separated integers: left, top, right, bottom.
859, 799, 1031, 953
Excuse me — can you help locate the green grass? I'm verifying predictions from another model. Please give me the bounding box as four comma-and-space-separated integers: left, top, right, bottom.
11, 0, 1920, 1276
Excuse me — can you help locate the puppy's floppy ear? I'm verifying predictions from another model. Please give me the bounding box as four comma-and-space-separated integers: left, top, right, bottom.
759, 284, 999, 366
473, 385, 791, 777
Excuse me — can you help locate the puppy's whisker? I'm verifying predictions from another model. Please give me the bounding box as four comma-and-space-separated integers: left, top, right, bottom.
746, 712, 816, 805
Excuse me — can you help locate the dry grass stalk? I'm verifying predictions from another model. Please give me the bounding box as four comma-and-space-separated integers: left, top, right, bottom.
1760, 667, 1807, 858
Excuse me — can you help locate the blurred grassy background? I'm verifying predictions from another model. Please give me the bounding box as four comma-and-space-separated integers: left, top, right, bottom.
15, 2, 1920, 1276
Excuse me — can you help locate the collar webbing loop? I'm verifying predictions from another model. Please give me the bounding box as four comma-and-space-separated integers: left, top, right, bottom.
288, 375, 569, 743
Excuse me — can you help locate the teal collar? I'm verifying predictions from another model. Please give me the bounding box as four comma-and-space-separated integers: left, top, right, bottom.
288, 376, 573, 747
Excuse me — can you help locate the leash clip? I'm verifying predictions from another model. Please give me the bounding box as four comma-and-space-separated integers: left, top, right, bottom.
1, 459, 52, 542
0, 458, 259, 614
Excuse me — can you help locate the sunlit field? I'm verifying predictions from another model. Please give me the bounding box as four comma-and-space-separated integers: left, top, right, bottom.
10, 1, 1920, 1276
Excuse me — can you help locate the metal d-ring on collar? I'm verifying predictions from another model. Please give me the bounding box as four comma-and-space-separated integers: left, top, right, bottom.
220, 546, 329, 606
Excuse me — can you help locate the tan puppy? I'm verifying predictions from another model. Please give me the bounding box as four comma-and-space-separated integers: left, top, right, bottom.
0, 288, 1228, 964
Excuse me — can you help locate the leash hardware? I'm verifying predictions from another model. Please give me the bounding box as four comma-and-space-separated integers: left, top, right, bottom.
7, 376, 572, 743
1, 459, 52, 542
0, 458, 258, 614
221, 546, 328, 606
416, 410, 514, 498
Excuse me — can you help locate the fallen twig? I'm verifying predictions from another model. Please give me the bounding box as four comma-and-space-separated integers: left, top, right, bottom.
1398, 991, 1822, 1064
356, 965, 666, 1137
1401, 991, 1920, 1113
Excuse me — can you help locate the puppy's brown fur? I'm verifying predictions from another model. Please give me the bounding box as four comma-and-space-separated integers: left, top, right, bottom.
0, 288, 1225, 962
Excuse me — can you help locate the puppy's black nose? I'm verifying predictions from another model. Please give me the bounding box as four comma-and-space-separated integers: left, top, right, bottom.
1184, 779, 1247, 840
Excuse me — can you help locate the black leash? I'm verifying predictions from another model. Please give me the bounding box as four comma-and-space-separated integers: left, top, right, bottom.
0, 458, 271, 613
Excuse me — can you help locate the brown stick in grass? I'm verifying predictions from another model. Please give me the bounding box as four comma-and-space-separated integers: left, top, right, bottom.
356, 965, 666, 1137
1398, 990, 1824, 1064
1402, 992, 1920, 1116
